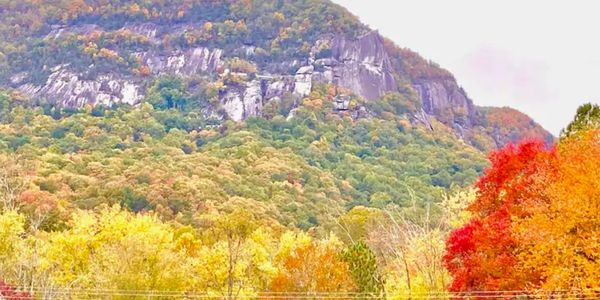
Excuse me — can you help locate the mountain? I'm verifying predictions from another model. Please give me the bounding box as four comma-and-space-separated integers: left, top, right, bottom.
0, 1, 569, 297
0, 0, 552, 151
0, 0, 556, 229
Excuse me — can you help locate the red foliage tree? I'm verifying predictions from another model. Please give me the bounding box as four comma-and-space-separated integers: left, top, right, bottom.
443, 140, 555, 292
0, 280, 32, 299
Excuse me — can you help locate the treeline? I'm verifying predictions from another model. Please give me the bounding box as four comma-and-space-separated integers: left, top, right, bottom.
0, 81, 484, 298
0, 189, 472, 299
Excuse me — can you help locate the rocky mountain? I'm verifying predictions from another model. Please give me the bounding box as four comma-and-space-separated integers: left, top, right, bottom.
0, 0, 552, 150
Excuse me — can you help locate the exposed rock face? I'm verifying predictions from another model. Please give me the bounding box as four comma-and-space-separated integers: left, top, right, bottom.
20, 27, 402, 114
18, 65, 142, 107
122, 23, 159, 42
293, 65, 314, 96
264, 78, 294, 100
9, 19, 551, 150
414, 108, 434, 130
230, 31, 400, 104
18, 26, 480, 136
23, 22, 224, 108
222, 79, 284, 121
17, 46, 222, 108
221, 89, 245, 122
45, 24, 102, 40
138, 47, 223, 76
329, 31, 398, 100
414, 80, 477, 128
289, 31, 399, 101
333, 95, 351, 111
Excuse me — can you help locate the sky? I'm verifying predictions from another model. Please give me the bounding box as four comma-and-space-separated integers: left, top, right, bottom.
333, 0, 600, 135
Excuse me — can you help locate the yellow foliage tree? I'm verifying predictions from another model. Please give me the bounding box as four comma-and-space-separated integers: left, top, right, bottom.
42, 206, 193, 298
0, 210, 25, 274
193, 209, 276, 299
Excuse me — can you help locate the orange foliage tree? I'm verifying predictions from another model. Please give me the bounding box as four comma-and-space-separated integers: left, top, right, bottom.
445, 131, 600, 292
515, 131, 600, 289
269, 233, 355, 298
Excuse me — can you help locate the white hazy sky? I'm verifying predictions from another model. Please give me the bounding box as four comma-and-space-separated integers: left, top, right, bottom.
333, 0, 600, 135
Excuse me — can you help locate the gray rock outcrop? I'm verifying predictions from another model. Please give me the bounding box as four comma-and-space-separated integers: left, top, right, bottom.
138, 47, 223, 76
18, 22, 483, 136
18, 65, 142, 107
329, 31, 398, 100
414, 80, 477, 128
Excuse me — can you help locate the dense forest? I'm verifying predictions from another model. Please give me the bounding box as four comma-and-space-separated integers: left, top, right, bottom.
1, 86, 599, 299
0, 81, 487, 298
0, 0, 597, 299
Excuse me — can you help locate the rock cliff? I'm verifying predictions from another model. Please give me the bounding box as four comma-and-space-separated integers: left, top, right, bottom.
3, 3, 551, 150
329, 31, 398, 100
15, 27, 403, 120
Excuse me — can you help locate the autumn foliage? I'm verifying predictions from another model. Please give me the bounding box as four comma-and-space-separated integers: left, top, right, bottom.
0, 280, 31, 300
516, 131, 600, 289
444, 130, 600, 292
269, 233, 355, 298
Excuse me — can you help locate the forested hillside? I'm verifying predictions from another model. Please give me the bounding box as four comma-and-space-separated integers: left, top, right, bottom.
0, 84, 484, 297
3, 0, 594, 299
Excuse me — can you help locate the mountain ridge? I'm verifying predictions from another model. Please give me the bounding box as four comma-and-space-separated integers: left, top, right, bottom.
0, 0, 552, 151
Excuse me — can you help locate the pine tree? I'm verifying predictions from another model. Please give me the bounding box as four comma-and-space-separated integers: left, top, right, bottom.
560, 103, 600, 139
342, 241, 384, 298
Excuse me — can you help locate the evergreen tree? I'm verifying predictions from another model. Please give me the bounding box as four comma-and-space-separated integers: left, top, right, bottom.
560, 103, 600, 139
342, 241, 384, 298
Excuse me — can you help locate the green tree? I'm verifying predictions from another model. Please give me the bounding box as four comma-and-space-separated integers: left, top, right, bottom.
560, 103, 600, 139
0, 210, 25, 274
342, 241, 384, 298
0, 91, 10, 122
145, 76, 191, 111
